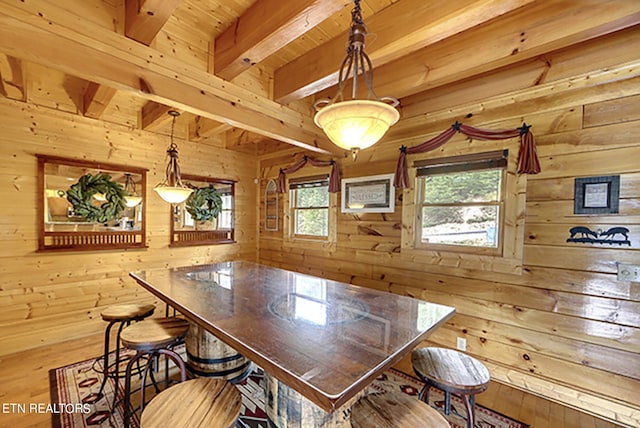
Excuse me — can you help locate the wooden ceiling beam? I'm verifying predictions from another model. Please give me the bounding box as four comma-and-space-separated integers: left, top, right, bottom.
189, 116, 232, 141
82, 0, 181, 120
0, 53, 25, 101
141, 101, 174, 131
215, 0, 347, 81
325, 0, 640, 101
125, 0, 182, 45
274, 0, 534, 104
82, 82, 117, 118
0, 1, 337, 154
399, 24, 640, 121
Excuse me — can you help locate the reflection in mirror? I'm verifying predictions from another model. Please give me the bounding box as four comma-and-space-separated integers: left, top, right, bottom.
170, 174, 235, 247
37, 155, 147, 251
265, 179, 279, 231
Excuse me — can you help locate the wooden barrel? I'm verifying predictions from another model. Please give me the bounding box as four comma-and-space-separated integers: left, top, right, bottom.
263, 371, 365, 428
185, 322, 253, 384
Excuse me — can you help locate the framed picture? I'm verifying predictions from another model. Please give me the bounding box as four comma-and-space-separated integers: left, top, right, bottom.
341, 174, 395, 213
574, 175, 620, 214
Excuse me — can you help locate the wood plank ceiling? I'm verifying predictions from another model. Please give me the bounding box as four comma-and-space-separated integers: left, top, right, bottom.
1, 0, 639, 156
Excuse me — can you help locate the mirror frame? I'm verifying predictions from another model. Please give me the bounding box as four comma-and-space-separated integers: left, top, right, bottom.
169, 173, 236, 247
265, 179, 279, 231
37, 154, 147, 252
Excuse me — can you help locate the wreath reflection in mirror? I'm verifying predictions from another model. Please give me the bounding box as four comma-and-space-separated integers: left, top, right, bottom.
66, 173, 126, 222
185, 185, 222, 222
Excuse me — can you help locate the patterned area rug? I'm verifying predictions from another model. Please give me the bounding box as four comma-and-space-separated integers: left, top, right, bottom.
50, 351, 528, 428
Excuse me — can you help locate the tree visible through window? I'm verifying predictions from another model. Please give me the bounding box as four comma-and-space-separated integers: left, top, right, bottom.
290, 177, 329, 238
417, 151, 506, 253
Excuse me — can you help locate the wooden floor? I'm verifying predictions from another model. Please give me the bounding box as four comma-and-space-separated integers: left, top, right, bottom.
0, 333, 625, 428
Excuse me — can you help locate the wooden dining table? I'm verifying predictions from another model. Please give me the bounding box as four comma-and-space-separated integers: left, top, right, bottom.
129, 261, 455, 426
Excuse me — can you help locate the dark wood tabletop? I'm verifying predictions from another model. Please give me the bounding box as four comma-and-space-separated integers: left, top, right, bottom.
129, 261, 455, 412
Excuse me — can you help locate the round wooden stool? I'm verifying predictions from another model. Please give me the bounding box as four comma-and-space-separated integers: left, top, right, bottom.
412, 347, 490, 428
92, 303, 155, 408
351, 392, 449, 428
140, 378, 241, 428
120, 317, 190, 428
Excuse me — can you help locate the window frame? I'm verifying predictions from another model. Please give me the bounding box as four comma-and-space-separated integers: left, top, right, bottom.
400, 148, 526, 275
415, 151, 507, 256
289, 174, 330, 241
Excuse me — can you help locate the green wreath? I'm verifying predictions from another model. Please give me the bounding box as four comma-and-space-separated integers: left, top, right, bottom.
66, 173, 126, 222
185, 186, 222, 222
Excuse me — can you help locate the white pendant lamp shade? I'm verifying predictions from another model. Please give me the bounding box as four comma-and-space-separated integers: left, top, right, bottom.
153, 186, 192, 204
124, 195, 143, 207
314, 100, 399, 151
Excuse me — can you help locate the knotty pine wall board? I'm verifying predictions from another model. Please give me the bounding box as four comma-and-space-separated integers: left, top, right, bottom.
258, 73, 640, 425
0, 96, 258, 355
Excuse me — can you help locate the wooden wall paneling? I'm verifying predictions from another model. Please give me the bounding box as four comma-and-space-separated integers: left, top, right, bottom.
527, 172, 640, 201
336, 234, 401, 253
255, 24, 640, 425
392, 71, 640, 147
534, 119, 640, 158
537, 146, 640, 179
26, 63, 85, 114
373, 264, 640, 328
524, 245, 639, 272
0, 95, 257, 355
439, 313, 640, 380
584, 93, 640, 128
525, 223, 639, 247
526, 200, 640, 223
425, 327, 640, 406
512, 266, 638, 301
387, 281, 639, 354
485, 359, 639, 428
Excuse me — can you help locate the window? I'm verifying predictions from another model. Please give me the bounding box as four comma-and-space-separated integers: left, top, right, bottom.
217, 183, 234, 230
289, 175, 329, 239
416, 150, 507, 255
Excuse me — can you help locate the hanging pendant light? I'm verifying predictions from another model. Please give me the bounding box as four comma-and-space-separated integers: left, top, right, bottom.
153, 110, 194, 204
314, 0, 399, 159
123, 173, 142, 207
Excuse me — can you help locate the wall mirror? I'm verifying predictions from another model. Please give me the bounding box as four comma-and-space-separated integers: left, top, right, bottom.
265, 179, 279, 231
170, 174, 235, 247
37, 154, 147, 251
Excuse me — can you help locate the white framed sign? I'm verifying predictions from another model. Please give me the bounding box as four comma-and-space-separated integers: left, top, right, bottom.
341, 173, 395, 213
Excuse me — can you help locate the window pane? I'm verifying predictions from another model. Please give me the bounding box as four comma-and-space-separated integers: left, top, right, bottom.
218, 211, 232, 229
423, 169, 501, 203
421, 205, 499, 247
295, 209, 328, 236
221, 194, 232, 210
297, 186, 329, 207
